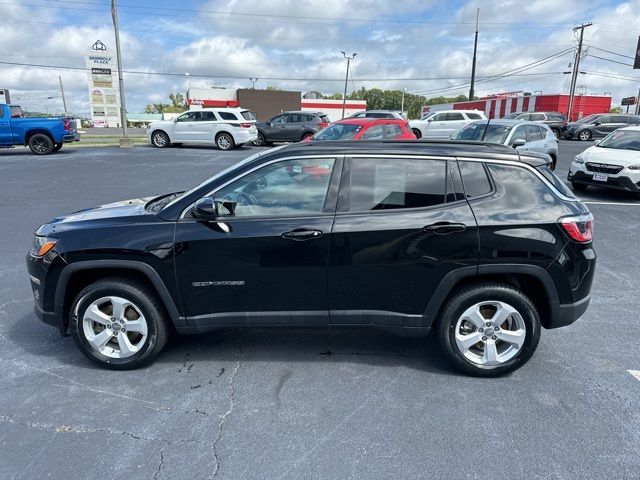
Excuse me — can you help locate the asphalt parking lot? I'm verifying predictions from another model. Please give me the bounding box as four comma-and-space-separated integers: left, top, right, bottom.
1, 141, 639, 479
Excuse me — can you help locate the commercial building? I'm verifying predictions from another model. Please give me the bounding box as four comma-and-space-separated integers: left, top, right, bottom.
0, 89, 10, 104
426, 92, 612, 121
85, 40, 121, 127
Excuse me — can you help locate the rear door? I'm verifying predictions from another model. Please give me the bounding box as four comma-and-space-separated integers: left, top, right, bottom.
593, 115, 614, 137
192, 110, 219, 143
0, 107, 11, 145
328, 155, 478, 326
282, 113, 303, 141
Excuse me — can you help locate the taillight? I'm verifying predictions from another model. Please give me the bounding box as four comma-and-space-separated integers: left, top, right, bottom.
318, 122, 329, 129
63, 118, 71, 131
560, 213, 593, 243
240, 123, 252, 128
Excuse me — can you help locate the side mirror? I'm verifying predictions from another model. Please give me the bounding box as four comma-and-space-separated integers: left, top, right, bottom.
593, 121, 600, 126
266, 121, 272, 127
512, 139, 526, 148
427, 118, 433, 122
192, 198, 236, 220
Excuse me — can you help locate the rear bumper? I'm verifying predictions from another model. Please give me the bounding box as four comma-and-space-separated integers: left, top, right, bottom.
547, 294, 591, 329
62, 133, 80, 143
233, 129, 258, 144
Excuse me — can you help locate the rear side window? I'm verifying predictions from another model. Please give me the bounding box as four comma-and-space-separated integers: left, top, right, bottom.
466, 112, 482, 119
241, 110, 256, 121
383, 124, 403, 138
217, 111, 237, 121
200, 111, 217, 121
0, 108, 3, 119
458, 161, 492, 198
530, 113, 545, 121
345, 158, 446, 211
445, 112, 464, 121
360, 124, 384, 140
289, 114, 302, 123
303, 114, 315, 122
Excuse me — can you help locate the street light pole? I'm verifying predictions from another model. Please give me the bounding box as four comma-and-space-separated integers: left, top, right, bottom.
111, 0, 129, 141
58, 76, 68, 114
341, 51, 357, 119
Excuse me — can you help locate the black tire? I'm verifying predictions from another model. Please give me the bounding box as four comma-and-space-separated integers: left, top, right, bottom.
436, 282, 541, 377
53, 143, 63, 152
151, 130, 170, 148
301, 132, 314, 141
551, 128, 561, 139
216, 132, 235, 150
253, 132, 267, 146
572, 182, 588, 191
549, 155, 557, 171
70, 278, 170, 370
28, 133, 55, 155
577, 129, 592, 141
412, 128, 422, 139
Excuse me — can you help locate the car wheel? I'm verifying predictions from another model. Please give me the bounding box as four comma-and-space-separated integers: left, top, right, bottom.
301, 132, 314, 141
549, 155, 557, 171
578, 130, 592, 141
28, 133, 55, 155
572, 182, 588, 191
53, 143, 63, 152
151, 131, 170, 148
70, 278, 170, 369
551, 129, 561, 139
216, 132, 234, 150
437, 283, 541, 377
412, 128, 422, 139
253, 132, 267, 146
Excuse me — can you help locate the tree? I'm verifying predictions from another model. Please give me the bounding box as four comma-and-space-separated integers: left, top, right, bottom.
144, 92, 186, 114
609, 106, 622, 113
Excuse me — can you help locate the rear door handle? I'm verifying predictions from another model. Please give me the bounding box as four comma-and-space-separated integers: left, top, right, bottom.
281, 229, 323, 241
423, 222, 467, 235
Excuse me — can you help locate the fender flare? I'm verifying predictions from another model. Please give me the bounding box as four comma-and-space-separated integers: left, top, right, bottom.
422, 264, 560, 327
54, 260, 184, 331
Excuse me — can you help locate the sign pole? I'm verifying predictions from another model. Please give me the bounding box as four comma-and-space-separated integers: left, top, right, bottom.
111, 0, 129, 143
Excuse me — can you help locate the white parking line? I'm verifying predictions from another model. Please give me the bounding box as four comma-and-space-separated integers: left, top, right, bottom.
582, 201, 640, 206
628, 370, 640, 382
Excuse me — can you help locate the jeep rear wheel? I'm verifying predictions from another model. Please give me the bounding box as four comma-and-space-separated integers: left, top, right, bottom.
437, 283, 541, 377
28, 133, 55, 155
70, 278, 170, 369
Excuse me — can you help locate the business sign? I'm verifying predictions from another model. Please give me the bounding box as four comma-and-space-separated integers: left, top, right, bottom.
0, 88, 9, 104
621, 96, 637, 106
634, 36, 640, 69
86, 40, 120, 126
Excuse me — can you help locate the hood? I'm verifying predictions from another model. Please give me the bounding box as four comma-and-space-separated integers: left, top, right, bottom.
37, 197, 156, 235
580, 146, 640, 166
149, 120, 174, 128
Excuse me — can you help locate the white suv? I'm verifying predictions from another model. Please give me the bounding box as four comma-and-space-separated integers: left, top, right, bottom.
410, 110, 486, 139
148, 108, 258, 150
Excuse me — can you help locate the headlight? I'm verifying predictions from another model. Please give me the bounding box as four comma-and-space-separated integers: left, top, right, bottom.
30, 236, 57, 257
628, 164, 640, 170
574, 155, 584, 164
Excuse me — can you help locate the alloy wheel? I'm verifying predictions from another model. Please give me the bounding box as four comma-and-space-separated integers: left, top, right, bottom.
82, 296, 148, 359
32, 137, 50, 153
153, 132, 167, 147
217, 134, 232, 150
579, 130, 591, 141
454, 301, 526, 366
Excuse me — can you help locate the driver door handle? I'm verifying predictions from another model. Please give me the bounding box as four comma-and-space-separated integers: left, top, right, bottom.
422, 222, 466, 235
281, 229, 323, 241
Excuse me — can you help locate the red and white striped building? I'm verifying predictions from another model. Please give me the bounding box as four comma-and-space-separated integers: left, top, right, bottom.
428, 93, 611, 122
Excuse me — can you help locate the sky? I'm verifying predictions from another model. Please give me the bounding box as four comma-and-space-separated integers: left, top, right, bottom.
1, 0, 639, 115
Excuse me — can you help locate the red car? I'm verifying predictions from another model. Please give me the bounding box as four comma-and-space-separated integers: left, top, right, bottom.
309, 118, 416, 142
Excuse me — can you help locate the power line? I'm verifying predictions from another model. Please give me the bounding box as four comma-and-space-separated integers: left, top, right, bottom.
585, 44, 635, 60
587, 54, 633, 67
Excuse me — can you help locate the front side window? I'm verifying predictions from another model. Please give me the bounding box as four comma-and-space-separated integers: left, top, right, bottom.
431, 113, 447, 122
214, 158, 336, 217
525, 125, 542, 141
176, 111, 198, 122
346, 158, 446, 211
360, 124, 384, 140
511, 126, 527, 144
313, 123, 362, 140
270, 114, 287, 124
596, 116, 611, 124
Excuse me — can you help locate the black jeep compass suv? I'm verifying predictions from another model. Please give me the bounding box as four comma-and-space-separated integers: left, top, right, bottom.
26, 141, 595, 376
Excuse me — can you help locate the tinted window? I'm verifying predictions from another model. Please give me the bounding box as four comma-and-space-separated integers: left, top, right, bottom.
0, 108, 3, 119
271, 114, 287, 124
596, 116, 611, 124
431, 113, 447, 122
485, 164, 559, 212
176, 111, 198, 122
215, 158, 335, 217
466, 112, 483, 119
383, 124, 403, 138
347, 158, 446, 211
289, 114, 302, 123
200, 111, 218, 121
241, 110, 256, 121
530, 113, 545, 121
452, 122, 512, 143
303, 114, 315, 122
313, 123, 362, 140
445, 112, 464, 121
525, 125, 542, 141
536, 165, 575, 198
447, 161, 466, 202
458, 161, 492, 198
612, 116, 632, 123
360, 124, 384, 140
547, 113, 565, 121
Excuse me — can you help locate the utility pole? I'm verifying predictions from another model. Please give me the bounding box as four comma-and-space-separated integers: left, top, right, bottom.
250, 78, 258, 89
111, 0, 130, 143
636, 86, 640, 115
566, 22, 592, 122
341, 51, 357, 119
468, 8, 479, 101
58, 76, 68, 114
401, 88, 407, 114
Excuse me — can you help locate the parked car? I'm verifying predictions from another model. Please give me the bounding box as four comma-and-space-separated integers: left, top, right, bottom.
568, 126, 640, 192
563, 113, 640, 141
348, 110, 406, 120
503, 112, 566, 139
253, 111, 330, 146
27, 140, 594, 376
451, 119, 559, 170
310, 118, 415, 141
0, 104, 79, 154
147, 108, 257, 150
409, 110, 486, 139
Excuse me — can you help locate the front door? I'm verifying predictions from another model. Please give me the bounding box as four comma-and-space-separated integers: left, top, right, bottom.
328, 156, 478, 326
174, 156, 342, 326
525, 124, 546, 154
262, 114, 289, 141
172, 111, 201, 142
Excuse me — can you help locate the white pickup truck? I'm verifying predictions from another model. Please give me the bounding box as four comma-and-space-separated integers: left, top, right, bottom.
410, 110, 486, 139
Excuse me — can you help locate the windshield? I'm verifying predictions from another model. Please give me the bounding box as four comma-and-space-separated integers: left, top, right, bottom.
241, 110, 256, 121
598, 129, 640, 151
575, 114, 600, 124
451, 122, 512, 144
313, 123, 363, 141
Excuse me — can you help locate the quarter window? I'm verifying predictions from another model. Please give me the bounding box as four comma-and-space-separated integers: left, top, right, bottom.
217, 111, 237, 121
466, 112, 483, 119
214, 158, 336, 217
458, 161, 492, 198
346, 158, 447, 211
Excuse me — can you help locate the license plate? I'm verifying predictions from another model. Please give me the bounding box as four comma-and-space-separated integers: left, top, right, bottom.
593, 173, 608, 182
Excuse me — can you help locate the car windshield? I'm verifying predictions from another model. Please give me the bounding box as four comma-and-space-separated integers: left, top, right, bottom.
502, 112, 520, 119
241, 110, 256, 121
313, 123, 363, 140
451, 122, 512, 144
597, 129, 640, 151
575, 114, 600, 124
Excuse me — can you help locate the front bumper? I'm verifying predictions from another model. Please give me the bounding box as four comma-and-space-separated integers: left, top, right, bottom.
26, 252, 61, 331
568, 163, 640, 192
